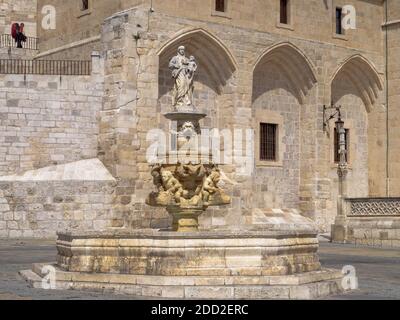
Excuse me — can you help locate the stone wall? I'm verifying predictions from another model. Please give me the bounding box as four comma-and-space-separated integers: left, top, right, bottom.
0, 159, 116, 239
36, 0, 384, 59
387, 0, 400, 196
36, 0, 144, 58
332, 197, 400, 248
0, 0, 37, 37
252, 63, 300, 209
35, 40, 101, 61
0, 47, 37, 59
0, 68, 103, 176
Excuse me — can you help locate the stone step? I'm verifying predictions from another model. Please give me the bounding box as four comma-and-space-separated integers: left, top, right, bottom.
19, 269, 43, 289
20, 263, 347, 299
32, 262, 55, 277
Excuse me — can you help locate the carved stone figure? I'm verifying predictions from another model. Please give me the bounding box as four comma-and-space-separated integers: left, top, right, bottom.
202, 169, 221, 206
161, 170, 186, 203
187, 55, 197, 104
169, 46, 196, 108
175, 164, 206, 200
150, 165, 164, 192
180, 121, 197, 140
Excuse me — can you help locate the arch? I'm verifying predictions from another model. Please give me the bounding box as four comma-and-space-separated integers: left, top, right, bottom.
252, 42, 318, 104
330, 54, 383, 112
157, 28, 237, 93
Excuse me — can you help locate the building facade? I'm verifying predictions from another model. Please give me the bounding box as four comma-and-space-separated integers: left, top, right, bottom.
0, 0, 399, 244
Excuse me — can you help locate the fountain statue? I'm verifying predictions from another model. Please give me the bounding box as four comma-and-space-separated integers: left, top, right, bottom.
146, 46, 230, 232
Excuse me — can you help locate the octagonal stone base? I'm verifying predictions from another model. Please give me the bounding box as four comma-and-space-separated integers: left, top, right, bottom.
56, 230, 323, 276
20, 229, 348, 299
20, 264, 345, 299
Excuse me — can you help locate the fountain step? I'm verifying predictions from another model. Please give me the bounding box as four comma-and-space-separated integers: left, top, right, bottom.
20, 265, 346, 299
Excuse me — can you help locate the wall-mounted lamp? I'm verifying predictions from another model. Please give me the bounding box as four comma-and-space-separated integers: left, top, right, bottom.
323, 104, 342, 132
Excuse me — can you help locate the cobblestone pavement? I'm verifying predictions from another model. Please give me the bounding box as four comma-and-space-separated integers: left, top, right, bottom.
0, 239, 399, 300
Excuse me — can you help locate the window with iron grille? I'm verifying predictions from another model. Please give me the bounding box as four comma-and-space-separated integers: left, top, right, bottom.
336, 7, 343, 34
334, 128, 349, 163
280, 0, 289, 24
260, 123, 278, 161
81, 0, 89, 11
215, 0, 226, 12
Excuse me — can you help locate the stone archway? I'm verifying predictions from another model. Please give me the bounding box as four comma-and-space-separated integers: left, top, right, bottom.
330, 54, 384, 214
157, 28, 237, 129
250, 42, 317, 211
331, 55, 383, 112
252, 42, 317, 104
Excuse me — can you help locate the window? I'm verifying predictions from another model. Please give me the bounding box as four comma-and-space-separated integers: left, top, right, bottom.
280, 0, 289, 24
335, 7, 343, 34
81, 0, 89, 11
215, 0, 226, 12
260, 123, 278, 161
334, 128, 349, 163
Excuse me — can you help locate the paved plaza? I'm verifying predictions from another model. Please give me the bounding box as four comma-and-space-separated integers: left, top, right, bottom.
0, 239, 399, 300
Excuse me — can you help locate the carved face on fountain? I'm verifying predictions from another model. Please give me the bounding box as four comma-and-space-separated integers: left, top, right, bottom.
181, 121, 196, 140
161, 170, 173, 182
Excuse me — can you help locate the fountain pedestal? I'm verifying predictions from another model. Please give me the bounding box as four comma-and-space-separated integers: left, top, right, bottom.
168, 206, 204, 232
146, 108, 231, 232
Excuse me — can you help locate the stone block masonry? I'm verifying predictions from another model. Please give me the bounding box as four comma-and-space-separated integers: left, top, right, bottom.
0, 0, 37, 37
0, 72, 104, 176
0, 159, 117, 239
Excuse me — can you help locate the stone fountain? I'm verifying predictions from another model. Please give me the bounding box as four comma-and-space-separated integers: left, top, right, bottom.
146, 46, 230, 232
20, 46, 349, 299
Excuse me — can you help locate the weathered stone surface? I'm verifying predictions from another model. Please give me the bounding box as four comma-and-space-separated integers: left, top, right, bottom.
0, 160, 116, 238
20, 263, 346, 299
55, 230, 321, 276
333, 215, 400, 248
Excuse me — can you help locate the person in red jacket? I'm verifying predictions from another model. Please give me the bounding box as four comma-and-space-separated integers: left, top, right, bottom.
11, 22, 27, 48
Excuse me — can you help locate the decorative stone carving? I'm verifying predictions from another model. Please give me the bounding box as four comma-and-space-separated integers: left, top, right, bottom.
169, 46, 197, 110
202, 167, 230, 206
147, 46, 230, 231
348, 198, 400, 216
146, 164, 231, 214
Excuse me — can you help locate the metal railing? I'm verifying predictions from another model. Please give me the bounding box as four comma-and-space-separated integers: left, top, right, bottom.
0, 59, 92, 75
0, 34, 38, 50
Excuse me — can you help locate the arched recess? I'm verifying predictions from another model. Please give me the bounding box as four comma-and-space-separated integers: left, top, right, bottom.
158, 28, 237, 96
251, 42, 317, 210
252, 42, 318, 104
330, 55, 383, 112
329, 54, 384, 218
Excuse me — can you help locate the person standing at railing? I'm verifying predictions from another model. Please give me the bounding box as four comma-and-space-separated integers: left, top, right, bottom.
11, 23, 27, 48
